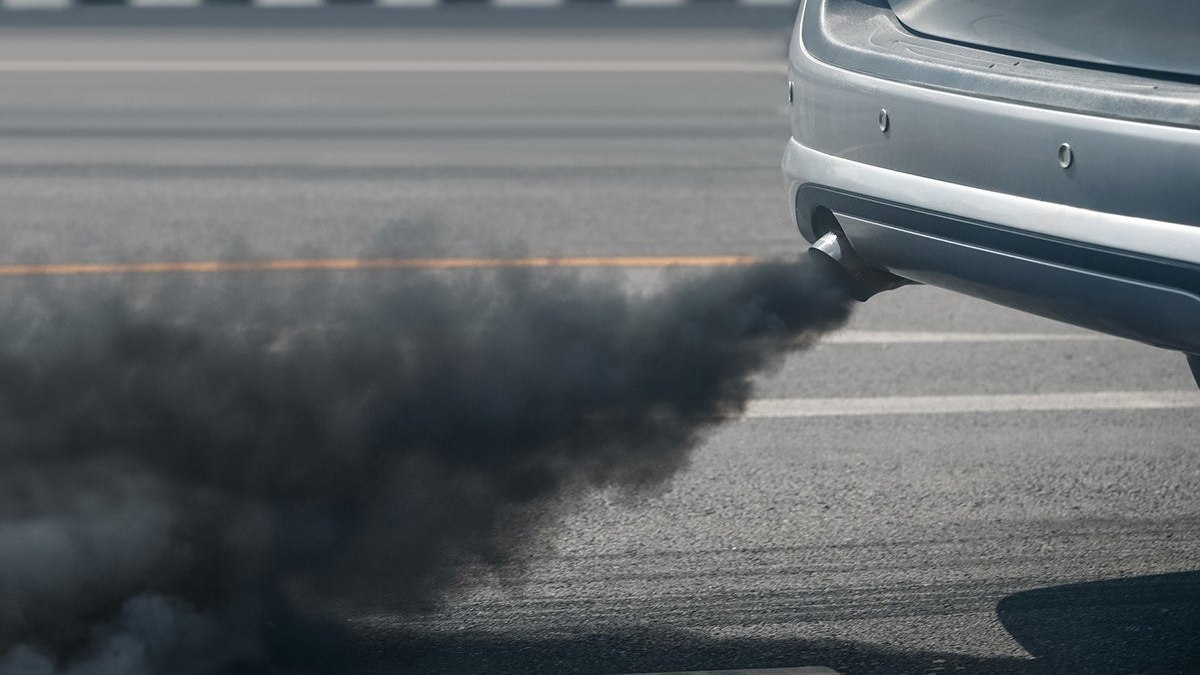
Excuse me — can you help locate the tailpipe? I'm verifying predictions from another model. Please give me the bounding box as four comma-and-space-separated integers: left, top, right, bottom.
807, 230, 908, 302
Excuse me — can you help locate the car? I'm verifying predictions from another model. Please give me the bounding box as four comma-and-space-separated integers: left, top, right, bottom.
785, 0, 1200, 387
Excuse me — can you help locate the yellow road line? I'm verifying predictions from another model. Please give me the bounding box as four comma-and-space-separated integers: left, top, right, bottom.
0, 255, 760, 277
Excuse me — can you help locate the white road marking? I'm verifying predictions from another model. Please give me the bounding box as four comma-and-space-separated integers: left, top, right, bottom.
376, 0, 438, 6
129, 0, 202, 6
0, 60, 784, 74
824, 330, 1113, 345
617, 0, 688, 7
619, 662, 844, 667
744, 391, 1200, 418
493, 0, 563, 6
254, 0, 323, 6
0, 0, 70, 8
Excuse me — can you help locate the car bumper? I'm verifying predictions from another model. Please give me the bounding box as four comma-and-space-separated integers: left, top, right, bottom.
785, 0, 1200, 353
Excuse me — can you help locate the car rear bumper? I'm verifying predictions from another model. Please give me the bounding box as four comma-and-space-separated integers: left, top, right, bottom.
785, 139, 1200, 270
786, 155, 1200, 353
786, 138, 1200, 354
785, 0, 1200, 353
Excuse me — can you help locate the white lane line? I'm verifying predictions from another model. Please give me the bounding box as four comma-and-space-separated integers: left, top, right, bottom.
0, 0, 70, 8
617, 0, 688, 7
493, 0, 563, 6
624, 662, 840, 667
824, 330, 1113, 345
744, 391, 1200, 418
0, 60, 784, 74
129, 0, 202, 6
618, 669, 839, 675
253, 0, 323, 6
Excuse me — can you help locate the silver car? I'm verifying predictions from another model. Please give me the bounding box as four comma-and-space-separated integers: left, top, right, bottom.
786, 0, 1200, 386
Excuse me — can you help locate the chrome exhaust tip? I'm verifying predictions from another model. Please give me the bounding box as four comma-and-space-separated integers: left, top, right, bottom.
807, 231, 908, 302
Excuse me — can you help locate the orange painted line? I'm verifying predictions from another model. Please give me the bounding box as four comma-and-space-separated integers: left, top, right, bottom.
0, 255, 760, 277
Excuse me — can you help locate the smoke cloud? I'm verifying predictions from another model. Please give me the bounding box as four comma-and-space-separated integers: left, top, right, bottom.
0, 254, 852, 674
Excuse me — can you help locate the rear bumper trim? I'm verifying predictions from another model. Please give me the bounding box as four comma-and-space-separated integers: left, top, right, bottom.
784, 138, 1200, 268
829, 211, 1200, 353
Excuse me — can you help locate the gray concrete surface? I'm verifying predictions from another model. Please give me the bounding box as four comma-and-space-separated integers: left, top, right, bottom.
1, 10, 1196, 674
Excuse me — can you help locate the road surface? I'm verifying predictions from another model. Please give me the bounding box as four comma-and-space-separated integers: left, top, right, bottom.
1, 8, 1196, 674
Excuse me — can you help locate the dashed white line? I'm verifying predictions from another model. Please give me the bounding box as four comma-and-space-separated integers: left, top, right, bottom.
744, 391, 1200, 418
824, 330, 1113, 345
128, 0, 203, 6
493, 0, 563, 6
253, 0, 324, 6
624, 662, 840, 667
616, 0, 688, 7
0, 0, 70, 8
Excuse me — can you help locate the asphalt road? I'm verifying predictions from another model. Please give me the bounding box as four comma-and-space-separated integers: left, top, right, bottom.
1, 8, 1197, 674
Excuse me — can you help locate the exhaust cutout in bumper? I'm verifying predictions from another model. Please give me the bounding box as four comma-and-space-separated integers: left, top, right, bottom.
807, 230, 908, 302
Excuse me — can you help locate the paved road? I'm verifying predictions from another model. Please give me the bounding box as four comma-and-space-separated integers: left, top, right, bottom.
1, 9, 1197, 674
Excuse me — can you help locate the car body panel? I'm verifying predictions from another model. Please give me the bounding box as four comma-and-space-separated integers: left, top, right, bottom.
889, 0, 1200, 79
799, 0, 1200, 128
784, 0, 1200, 355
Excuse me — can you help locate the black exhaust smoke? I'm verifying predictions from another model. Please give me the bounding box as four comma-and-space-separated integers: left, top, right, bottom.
0, 255, 854, 674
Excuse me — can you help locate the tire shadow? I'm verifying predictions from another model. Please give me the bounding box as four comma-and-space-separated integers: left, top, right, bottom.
296, 571, 1200, 674
997, 570, 1200, 674
353, 625, 1041, 675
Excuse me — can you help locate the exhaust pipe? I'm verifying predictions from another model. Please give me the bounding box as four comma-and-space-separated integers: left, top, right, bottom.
807, 230, 908, 302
